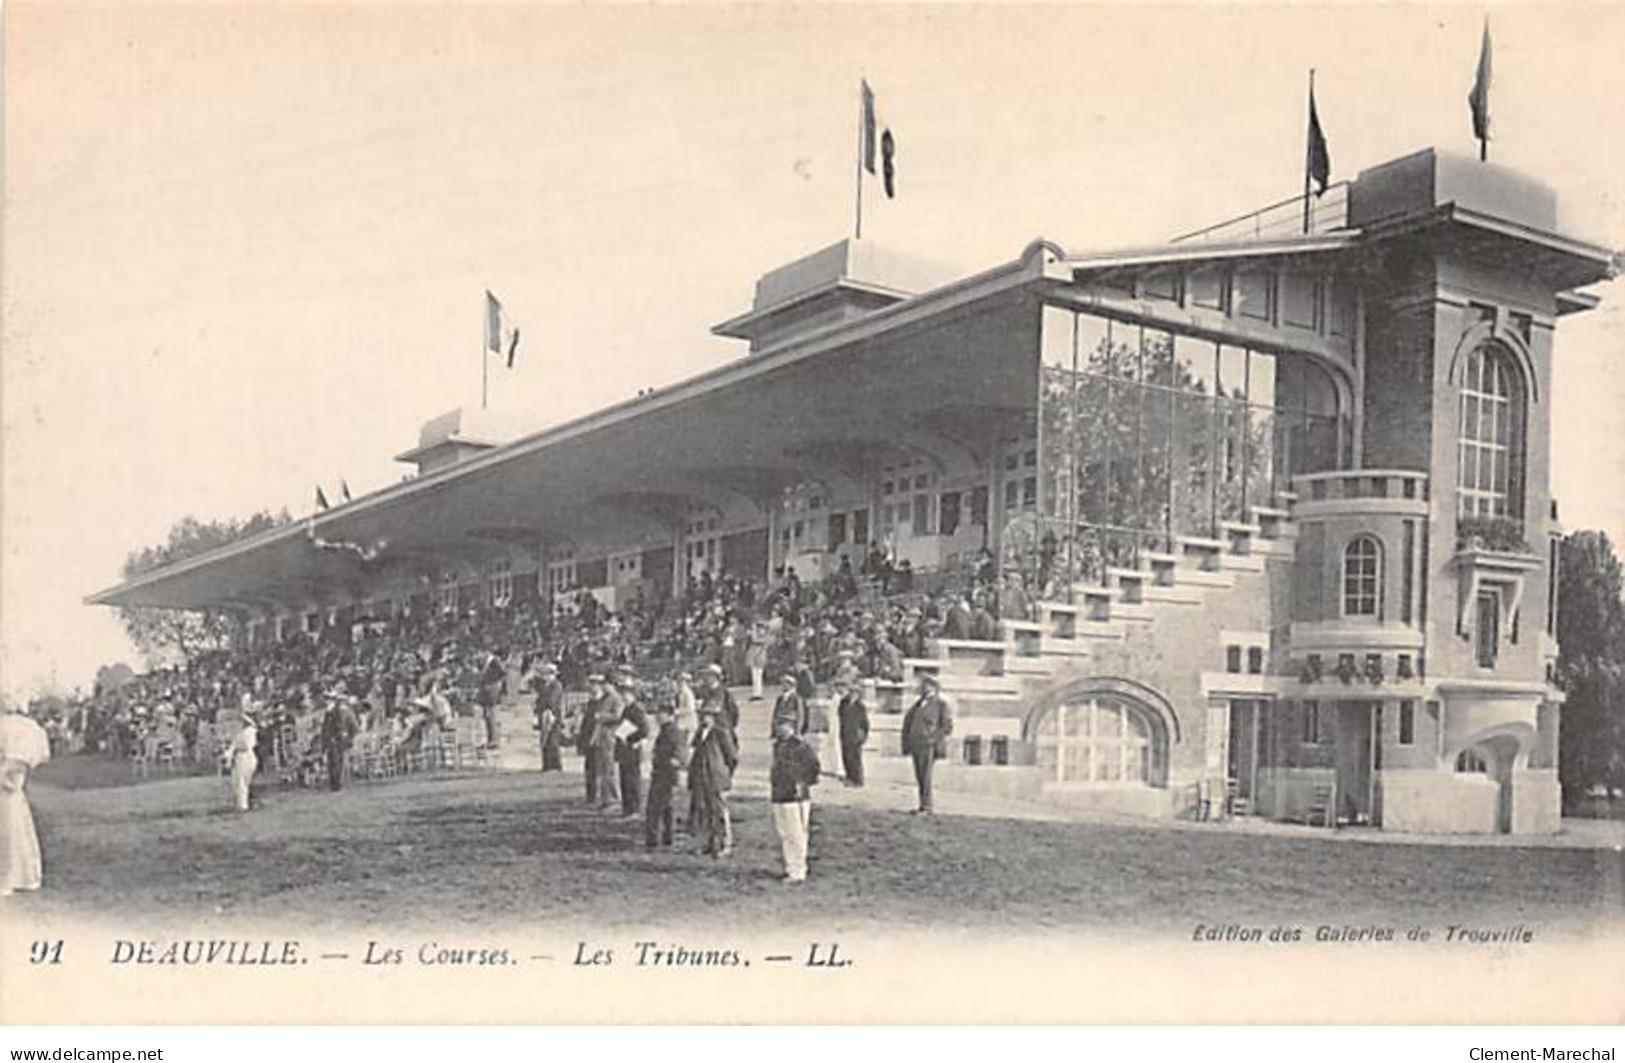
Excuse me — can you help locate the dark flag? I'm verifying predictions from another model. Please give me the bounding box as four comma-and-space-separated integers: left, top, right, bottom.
1306, 85, 1330, 196
506, 327, 521, 369
881, 128, 897, 199
861, 80, 877, 175
316, 486, 331, 511
1468, 21, 1493, 156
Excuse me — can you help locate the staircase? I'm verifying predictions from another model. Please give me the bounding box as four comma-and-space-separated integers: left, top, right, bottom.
845, 502, 1300, 812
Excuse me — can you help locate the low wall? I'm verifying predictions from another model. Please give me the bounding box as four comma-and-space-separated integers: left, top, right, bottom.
1377, 770, 1498, 833
1510, 769, 1561, 835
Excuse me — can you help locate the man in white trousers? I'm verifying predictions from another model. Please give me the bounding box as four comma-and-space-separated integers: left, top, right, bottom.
768, 720, 821, 885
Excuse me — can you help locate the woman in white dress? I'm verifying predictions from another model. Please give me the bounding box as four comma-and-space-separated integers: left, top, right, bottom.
0, 706, 51, 896
226, 712, 258, 812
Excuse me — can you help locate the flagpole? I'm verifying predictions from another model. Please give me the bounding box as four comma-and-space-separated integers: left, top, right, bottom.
854, 78, 866, 241
1303, 68, 1315, 235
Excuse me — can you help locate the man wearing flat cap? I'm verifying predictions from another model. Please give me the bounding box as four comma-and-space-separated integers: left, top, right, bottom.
901, 672, 952, 815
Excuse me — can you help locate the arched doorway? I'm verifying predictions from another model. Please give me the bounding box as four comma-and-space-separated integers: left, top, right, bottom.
1455, 733, 1523, 834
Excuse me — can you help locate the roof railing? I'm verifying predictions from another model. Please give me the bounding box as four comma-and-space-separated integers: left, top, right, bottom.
1171, 182, 1352, 245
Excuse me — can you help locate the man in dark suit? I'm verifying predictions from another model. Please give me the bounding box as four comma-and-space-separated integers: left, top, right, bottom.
613, 669, 648, 818
477, 649, 506, 750
698, 664, 739, 739
834, 676, 870, 787
770, 672, 808, 739
688, 700, 738, 857
319, 691, 361, 792
532, 662, 566, 772
900, 672, 952, 815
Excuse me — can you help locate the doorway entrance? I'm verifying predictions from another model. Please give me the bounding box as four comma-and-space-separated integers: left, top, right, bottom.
1333, 701, 1377, 826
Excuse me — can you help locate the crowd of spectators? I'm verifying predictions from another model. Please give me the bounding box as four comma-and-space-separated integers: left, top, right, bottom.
47, 543, 1028, 787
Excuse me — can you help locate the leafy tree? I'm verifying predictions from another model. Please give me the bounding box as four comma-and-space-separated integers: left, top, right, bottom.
117, 509, 293, 667
1556, 530, 1625, 804
93, 662, 135, 696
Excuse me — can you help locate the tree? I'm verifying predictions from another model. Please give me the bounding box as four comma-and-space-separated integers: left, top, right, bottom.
117, 509, 294, 668
1556, 530, 1625, 805
93, 662, 135, 696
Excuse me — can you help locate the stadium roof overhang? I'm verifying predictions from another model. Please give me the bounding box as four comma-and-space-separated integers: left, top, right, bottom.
87, 243, 1065, 613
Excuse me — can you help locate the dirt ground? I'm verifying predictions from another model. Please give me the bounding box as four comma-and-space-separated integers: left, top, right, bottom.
15, 756, 1624, 936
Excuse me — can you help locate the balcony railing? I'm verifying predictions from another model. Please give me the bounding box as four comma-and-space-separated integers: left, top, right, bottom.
1294, 469, 1430, 505
1171, 183, 1351, 245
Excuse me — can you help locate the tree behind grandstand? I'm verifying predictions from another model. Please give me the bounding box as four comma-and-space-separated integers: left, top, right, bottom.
118, 510, 293, 667
1556, 529, 1625, 806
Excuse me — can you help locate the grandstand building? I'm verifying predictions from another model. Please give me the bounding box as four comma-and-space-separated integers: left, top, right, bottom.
89, 147, 1617, 833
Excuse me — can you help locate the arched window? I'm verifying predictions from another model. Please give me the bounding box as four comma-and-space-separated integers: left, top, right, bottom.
1342, 535, 1382, 618
1457, 343, 1524, 520
1034, 695, 1157, 785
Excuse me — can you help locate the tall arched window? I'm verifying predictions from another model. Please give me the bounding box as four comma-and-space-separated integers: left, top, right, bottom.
1458, 343, 1524, 519
1034, 695, 1158, 785
1342, 535, 1382, 618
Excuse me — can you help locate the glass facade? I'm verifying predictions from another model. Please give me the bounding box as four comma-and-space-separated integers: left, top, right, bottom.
1038, 306, 1343, 584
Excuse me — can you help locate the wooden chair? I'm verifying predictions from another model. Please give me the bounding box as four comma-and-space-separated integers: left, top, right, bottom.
1225, 778, 1251, 818
1305, 783, 1336, 827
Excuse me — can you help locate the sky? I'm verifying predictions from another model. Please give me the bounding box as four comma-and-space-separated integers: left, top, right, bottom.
3, 3, 1622, 700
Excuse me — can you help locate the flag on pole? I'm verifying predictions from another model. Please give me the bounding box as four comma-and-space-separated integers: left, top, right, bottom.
881, 128, 897, 199
484, 290, 503, 353
485, 290, 521, 369
315, 486, 331, 511
1468, 20, 1493, 155
861, 80, 877, 175
1306, 83, 1330, 196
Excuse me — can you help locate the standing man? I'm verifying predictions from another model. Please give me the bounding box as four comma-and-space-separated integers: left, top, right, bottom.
834, 676, 870, 787
900, 673, 952, 815
644, 701, 682, 849
769, 720, 822, 884
319, 691, 361, 793
687, 701, 738, 858
614, 669, 648, 819
672, 670, 698, 737
477, 648, 506, 751
770, 672, 808, 739
591, 672, 624, 810
699, 664, 739, 739
579, 674, 608, 805
744, 626, 768, 702
533, 662, 565, 773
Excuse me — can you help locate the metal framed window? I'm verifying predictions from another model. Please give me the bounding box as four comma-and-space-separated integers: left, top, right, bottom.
1342, 535, 1382, 617
1457, 343, 1523, 519
1034, 696, 1155, 785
